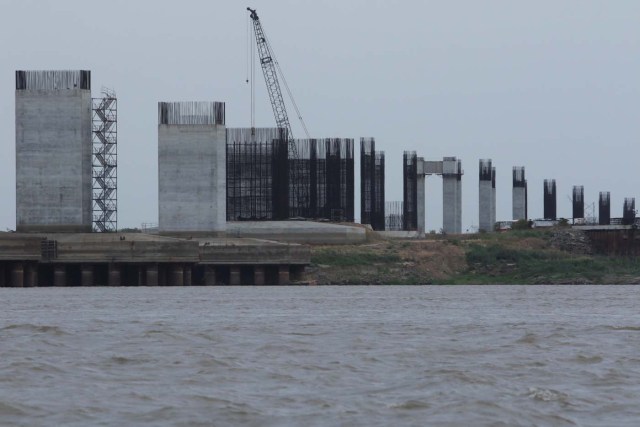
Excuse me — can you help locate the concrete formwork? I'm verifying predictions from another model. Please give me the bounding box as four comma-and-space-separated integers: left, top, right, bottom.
478, 159, 493, 232
416, 157, 425, 235
158, 102, 226, 234
15, 70, 92, 232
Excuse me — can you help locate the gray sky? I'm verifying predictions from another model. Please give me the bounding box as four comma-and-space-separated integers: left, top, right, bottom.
1, 0, 639, 231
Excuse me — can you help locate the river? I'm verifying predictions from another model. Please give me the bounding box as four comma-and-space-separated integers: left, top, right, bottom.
1, 285, 639, 426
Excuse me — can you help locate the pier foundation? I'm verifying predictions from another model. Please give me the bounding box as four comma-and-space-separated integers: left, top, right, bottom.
146, 264, 159, 286
25, 263, 37, 287
169, 264, 184, 286
184, 265, 192, 286
204, 266, 217, 286
108, 264, 121, 286
11, 262, 24, 287
81, 264, 94, 287
54, 265, 66, 287
230, 266, 241, 285
254, 266, 265, 286
278, 265, 290, 285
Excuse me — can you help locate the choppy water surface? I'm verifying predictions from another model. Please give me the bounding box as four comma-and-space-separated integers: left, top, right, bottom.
2, 286, 640, 426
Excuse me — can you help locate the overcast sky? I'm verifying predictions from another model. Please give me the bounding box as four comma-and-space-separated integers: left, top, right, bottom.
1, 0, 639, 232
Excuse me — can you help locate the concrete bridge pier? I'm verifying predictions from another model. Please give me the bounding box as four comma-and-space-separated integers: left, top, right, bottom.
108, 264, 121, 286
0, 263, 5, 287
230, 266, 241, 285
11, 262, 24, 287
169, 264, 184, 286
81, 264, 94, 287
204, 266, 217, 286
254, 266, 265, 286
278, 265, 290, 285
54, 265, 66, 287
25, 263, 37, 287
146, 264, 159, 286
184, 265, 192, 286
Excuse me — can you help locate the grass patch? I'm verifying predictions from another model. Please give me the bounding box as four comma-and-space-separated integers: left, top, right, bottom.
312, 249, 402, 267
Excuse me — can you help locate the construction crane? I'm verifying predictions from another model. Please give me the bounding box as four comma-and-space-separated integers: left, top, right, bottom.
247, 6, 310, 155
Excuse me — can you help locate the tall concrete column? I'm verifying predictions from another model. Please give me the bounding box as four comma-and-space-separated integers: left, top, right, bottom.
254, 266, 266, 286
54, 265, 66, 287
456, 159, 462, 233
479, 159, 493, 232
512, 167, 526, 220
491, 167, 496, 228
11, 263, 24, 287
169, 264, 184, 286
416, 158, 425, 235
108, 264, 121, 286
24, 263, 37, 287
81, 264, 94, 287
442, 157, 461, 234
146, 264, 159, 287
229, 266, 241, 286
184, 265, 192, 286
278, 265, 290, 285
204, 266, 217, 286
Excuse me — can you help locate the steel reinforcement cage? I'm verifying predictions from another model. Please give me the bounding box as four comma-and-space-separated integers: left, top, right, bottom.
385, 201, 404, 231
543, 179, 557, 220
226, 128, 289, 221
360, 138, 385, 230
403, 151, 418, 231
572, 185, 584, 220
226, 136, 354, 222
599, 192, 611, 225
289, 139, 355, 222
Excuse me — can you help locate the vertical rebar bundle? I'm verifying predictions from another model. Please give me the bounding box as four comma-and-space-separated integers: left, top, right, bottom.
226, 128, 288, 221
543, 179, 557, 220
599, 192, 611, 225
16, 70, 90, 90
158, 101, 225, 125
403, 151, 418, 231
572, 186, 584, 220
385, 201, 404, 231
360, 138, 385, 230
92, 89, 117, 232
623, 197, 636, 225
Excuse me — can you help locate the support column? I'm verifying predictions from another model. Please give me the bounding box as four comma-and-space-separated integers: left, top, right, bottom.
204, 266, 217, 286
170, 264, 184, 286
0, 263, 5, 287
146, 264, 159, 287
442, 157, 458, 234
479, 159, 493, 232
278, 265, 290, 286
416, 157, 425, 236
491, 167, 496, 228
456, 159, 463, 233
229, 266, 241, 286
512, 167, 526, 220
184, 265, 192, 286
24, 263, 37, 287
11, 262, 24, 287
81, 264, 94, 287
108, 264, 121, 286
254, 266, 265, 286
54, 265, 66, 287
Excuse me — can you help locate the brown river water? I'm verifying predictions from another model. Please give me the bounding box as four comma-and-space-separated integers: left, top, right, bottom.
1, 285, 640, 426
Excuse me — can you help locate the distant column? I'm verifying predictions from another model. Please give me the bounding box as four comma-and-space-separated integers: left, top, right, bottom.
478, 159, 493, 232
54, 265, 66, 287
0, 263, 5, 287
442, 157, 462, 233
11, 262, 24, 287
416, 158, 425, 235
278, 265, 290, 285
229, 266, 241, 286
572, 186, 584, 221
81, 264, 94, 287
491, 167, 496, 227
512, 167, 527, 220
543, 179, 557, 220
623, 198, 636, 225
599, 192, 611, 225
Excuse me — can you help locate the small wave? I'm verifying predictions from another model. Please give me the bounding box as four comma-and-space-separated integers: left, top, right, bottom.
528, 387, 569, 403
575, 354, 603, 364
390, 400, 431, 410
0, 324, 68, 335
0, 401, 28, 416
607, 326, 640, 332
516, 332, 538, 345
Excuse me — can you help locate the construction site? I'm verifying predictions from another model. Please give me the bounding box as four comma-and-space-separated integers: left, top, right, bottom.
2, 8, 639, 287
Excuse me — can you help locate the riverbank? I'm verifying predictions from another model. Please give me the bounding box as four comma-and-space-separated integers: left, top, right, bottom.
308, 228, 640, 285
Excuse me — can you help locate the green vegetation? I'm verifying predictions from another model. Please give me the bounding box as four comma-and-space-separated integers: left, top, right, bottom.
312, 248, 401, 267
